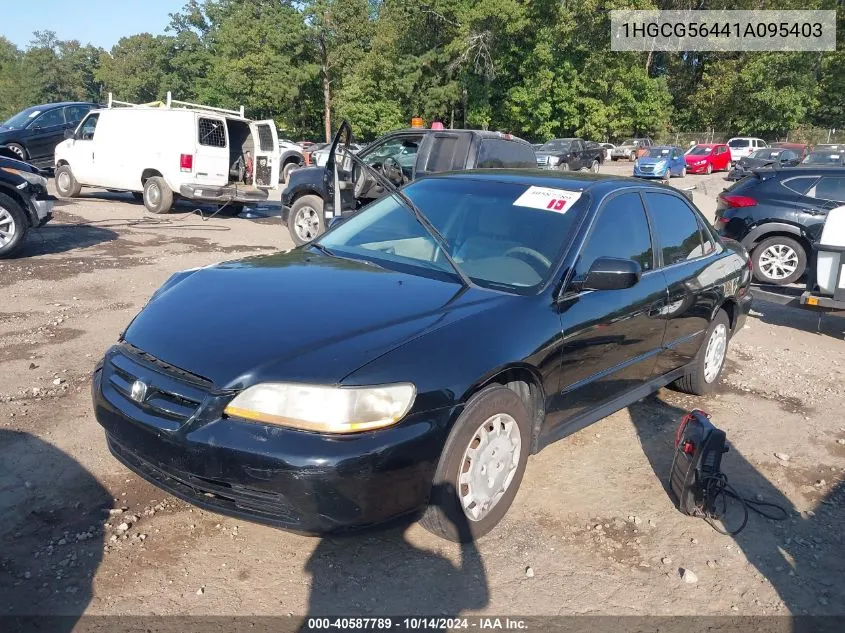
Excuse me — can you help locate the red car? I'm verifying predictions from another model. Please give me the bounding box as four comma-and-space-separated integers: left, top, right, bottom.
684, 143, 732, 174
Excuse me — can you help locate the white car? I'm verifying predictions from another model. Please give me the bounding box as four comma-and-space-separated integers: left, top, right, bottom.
600, 143, 615, 161
54, 92, 281, 214
311, 143, 364, 167
727, 137, 767, 163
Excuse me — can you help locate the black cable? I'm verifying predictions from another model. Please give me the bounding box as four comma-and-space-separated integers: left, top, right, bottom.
698, 472, 789, 536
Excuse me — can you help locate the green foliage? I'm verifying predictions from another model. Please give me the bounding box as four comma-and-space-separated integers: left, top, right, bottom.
0, 0, 840, 140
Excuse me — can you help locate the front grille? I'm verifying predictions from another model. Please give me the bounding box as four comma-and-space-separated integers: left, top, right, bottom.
536, 155, 549, 167
105, 344, 211, 431
639, 165, 655, 173
108, 436, 301, 526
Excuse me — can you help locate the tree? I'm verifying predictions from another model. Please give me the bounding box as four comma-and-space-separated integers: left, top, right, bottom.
97, 34, 172, 103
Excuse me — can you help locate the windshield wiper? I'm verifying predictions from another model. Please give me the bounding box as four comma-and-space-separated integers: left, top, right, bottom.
308, 242, 335, 257
340, 150, 474, 289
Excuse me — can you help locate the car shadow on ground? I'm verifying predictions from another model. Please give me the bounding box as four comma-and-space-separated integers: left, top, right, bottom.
302, 483, 488, 619
15, 223, 118, 258
750, 296, 844, 340
628, 395, 844, 614
70, 191, 283, 221
0, 430, 111, 628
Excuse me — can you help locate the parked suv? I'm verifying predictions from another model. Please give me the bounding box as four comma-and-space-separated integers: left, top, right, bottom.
534, 138, 604, 172
1, 102, 98, 169
727, 137, 768, 163
716, 167, 845, 285
611, 138, 653, 161
282, 126, 536, 245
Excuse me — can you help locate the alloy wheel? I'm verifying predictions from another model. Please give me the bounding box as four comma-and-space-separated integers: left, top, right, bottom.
8, 145, 24, 160
294, 206, 320, 242
703, 323, 728, 383
758, 244, 799, 281
458, 413, 522, 522
147, 183, 160, 207
0, 206, 16, 248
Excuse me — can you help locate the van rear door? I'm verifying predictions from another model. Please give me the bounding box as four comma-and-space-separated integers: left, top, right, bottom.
194, 115, 229, 186
251, 120, 279, 188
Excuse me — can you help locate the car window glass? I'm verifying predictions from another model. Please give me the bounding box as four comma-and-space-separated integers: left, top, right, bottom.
574, 192, 653, 278
198, 118, 226, 147
645, 193, 706, 265
32, 109, 65, 128
729, 139, 750, 147
780, 150, 796, 161
782, 176, 819, 195
698, 219, 716, 256
363, 137, 420, 167
319, 179, 586, 292
476, 139, 535, 168
78, 114, 99, 140
808, 177, 845, 203
64, 105, 90, 124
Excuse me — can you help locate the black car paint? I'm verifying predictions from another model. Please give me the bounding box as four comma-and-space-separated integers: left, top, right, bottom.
0, 154, 53, 228
716, 167, 844, 254
1, 102, 98, 169
93, 170, 751, 534
727, 151, 801, 181
281, 129, 536, 225
535, 138, 604, 171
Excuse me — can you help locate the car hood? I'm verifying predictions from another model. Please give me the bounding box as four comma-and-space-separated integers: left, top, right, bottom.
636, 156, 669, 165
0, 155, 38, 172
122, 250, 503, 389
685, 154, 711, 163
738, 157, 775, 169
536, 151, 569, 158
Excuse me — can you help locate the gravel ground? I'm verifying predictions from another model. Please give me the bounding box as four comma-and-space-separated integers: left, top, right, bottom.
1, 164, 843, 620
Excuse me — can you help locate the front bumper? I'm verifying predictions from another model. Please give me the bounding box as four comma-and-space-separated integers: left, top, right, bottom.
633, 165, 668, 179
727, 168, 748, 181
24, 186, 55, 227
686, 163, 709, 173
179, 184, 269, 205
92, 347, 451, 534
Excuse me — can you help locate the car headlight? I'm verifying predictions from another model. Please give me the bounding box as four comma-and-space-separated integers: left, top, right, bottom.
1, 166, 47, 187
655, 160, 666, 169
224, 382, 416, 433
547, 156, 559, 165
695, 160, 706, 165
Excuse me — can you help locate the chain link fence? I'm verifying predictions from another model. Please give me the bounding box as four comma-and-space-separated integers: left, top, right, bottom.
655, 128, 844, 148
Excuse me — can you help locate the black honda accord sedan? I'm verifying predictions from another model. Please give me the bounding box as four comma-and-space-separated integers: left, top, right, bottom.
93, 170, 752, 541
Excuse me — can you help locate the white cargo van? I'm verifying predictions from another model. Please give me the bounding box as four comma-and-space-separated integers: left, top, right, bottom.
53, 93, 280, 214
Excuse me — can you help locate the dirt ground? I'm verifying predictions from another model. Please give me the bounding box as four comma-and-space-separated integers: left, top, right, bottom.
1, 165, 843, 620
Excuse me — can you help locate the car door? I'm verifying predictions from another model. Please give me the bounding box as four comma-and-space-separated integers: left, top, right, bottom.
802, 176, 845, 239
569, 140, 584, 171
250, 120, 280, 188
356, 134, 424, 202
25, 108, 67, 162
551, 190, 669, 426
194, 116, 230, 187
643, 192, 721, 374
67, 113, 100, 184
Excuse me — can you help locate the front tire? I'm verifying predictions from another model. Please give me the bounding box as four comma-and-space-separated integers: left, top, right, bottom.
705, 163, 713, 175
630, 151, 636, 161
288, 194, 325, 246
420, 386, 530, 542
6, 143, 26, 161
674, 309, 730, 395
680, 166, 687, 178
751, 235, 806, 285
558, 162, 570, 171
590, 159, 600, 173
55, 164, 81, 198
143, 177, 173, 214
0, 192, 28, 259
281, 161, 299, 184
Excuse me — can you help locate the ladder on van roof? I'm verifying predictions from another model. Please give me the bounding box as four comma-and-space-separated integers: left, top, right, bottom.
106, 91, 246, 118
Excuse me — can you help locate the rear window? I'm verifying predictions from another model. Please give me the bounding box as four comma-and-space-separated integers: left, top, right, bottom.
781, 176, 820, 195
729, 139, 750, 147
425, 136, 461, 172
476, 139, 536, 168
257, 125, 275, 152
198, 118, 226, 147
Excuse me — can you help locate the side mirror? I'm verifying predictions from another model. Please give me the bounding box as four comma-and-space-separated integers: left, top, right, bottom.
583, 257, 641, 291
63, 129, 75, 140
680, 187, 695, 202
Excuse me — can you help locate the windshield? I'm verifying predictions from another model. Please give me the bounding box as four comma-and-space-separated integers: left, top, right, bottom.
750, 149, 781, 160
317, 178, 585, 293
539, 140, 573, 152
729, 139, 750, 148
2, 108, 41, 130
688, 145, 712, 156
645, 147, 672, 158
803, 152, 841, 164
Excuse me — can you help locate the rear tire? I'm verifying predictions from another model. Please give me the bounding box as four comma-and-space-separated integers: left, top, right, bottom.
0, 192, 28, 259
420, 386, 530, 542
751, 235, 806, 285
143, 177, 173, 214
55, 164, 81, 198
673, 309, 730, 396
590, 159, 600, 173
288, 194, 325, 246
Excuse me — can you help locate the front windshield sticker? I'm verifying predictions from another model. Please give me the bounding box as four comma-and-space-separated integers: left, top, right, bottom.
513, 186, 581, 213
28, 111, 41, 118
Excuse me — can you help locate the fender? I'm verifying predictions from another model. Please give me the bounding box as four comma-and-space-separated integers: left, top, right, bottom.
279, 149, 303, 166
741, 221, 806, 250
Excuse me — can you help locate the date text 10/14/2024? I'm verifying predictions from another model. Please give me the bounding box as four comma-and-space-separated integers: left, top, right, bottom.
305, 617, 529, 630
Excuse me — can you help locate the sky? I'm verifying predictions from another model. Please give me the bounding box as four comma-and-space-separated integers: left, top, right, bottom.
3, 0, 187, 50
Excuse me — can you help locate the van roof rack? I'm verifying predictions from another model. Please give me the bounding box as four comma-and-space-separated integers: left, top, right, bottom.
106, 91, 246, 118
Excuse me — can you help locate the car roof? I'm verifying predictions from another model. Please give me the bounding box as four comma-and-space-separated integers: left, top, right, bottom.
21, 102, 97, 112
425, 168, 684, 196
648, 145, 677, 150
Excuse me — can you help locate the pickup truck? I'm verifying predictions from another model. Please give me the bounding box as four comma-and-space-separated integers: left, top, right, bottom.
534, 138, 604, 172
611, 138, 654, 161
282, 127, 536, 245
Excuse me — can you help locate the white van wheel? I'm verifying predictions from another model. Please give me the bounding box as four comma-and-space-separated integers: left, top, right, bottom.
143, 177, 173, 214
55, 165, 81, 198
